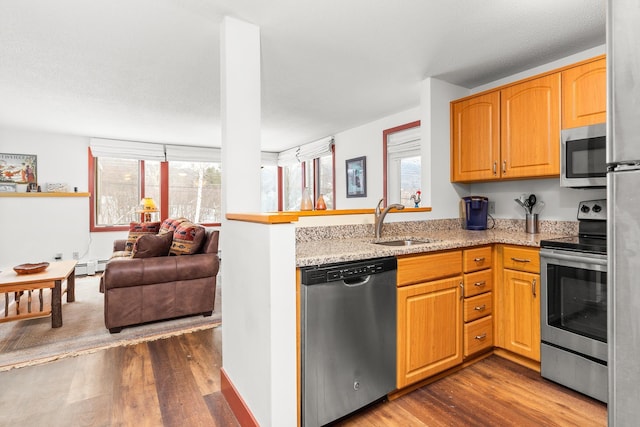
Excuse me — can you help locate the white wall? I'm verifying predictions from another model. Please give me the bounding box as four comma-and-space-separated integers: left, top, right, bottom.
421, 77, 470, 219
0, 128, 108, 268
0, 127, 144, 268
334, 108, 420, 209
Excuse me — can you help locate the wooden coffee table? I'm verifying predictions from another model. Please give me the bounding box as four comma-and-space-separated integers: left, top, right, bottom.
0, 260, 77, 328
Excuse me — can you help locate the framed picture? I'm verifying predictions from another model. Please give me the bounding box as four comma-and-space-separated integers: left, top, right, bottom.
346, 156, 367, 198
0, 153, 37, 185
0, 182, 16, 193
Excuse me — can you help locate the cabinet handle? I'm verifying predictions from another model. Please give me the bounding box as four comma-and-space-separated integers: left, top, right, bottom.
475, 333, 487, 340
493, 162, 497, 175
532, 278, 537, 297
474, 281, 486, 287
511, 257, 531, 263
460, 281, 464, 300
502, 160, 506, 174
474, 304, 486, 311
473, 257, 485, 263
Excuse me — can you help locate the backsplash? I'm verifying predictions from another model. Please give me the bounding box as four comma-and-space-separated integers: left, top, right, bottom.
296, 218, 578, 242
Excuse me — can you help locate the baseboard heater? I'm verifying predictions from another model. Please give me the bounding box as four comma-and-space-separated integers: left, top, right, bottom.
75, 259, 108, 276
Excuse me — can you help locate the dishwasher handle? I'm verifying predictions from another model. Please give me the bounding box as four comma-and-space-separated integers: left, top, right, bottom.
343, 275, 372, 287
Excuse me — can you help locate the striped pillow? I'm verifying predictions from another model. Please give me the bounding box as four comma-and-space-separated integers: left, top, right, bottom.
169, 221, 206, 256
124, 221, 161, 254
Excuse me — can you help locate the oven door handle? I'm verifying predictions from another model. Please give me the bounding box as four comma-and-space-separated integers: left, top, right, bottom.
540, 250, 607, 267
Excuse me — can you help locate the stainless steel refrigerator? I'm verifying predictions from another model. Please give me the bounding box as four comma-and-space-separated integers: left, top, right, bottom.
607, 0, 640, 424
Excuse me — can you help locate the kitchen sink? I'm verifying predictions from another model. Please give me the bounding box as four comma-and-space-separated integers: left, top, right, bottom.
373, 239, 434, 246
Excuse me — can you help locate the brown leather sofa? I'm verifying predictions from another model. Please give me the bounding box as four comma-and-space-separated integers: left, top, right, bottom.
100, 229, 220, 333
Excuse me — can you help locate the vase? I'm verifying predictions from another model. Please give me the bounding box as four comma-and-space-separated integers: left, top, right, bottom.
316, 194, 327, 210
301, 188, 313, 211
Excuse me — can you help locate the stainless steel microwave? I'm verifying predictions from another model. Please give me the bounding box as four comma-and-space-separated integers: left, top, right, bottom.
561, 123, 607, 188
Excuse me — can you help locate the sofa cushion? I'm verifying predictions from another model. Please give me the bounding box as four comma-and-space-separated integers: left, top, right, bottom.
169, 221, 206, 255
124, 221, 161, 254
131, 231, 173, 258
110, 251, 131, 260
159, 217, 189, 235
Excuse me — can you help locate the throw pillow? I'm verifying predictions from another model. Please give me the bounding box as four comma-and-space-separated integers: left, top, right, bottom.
159, 217, 189, 235
131, 231, 173, 258
124, 221, 161, 254
169, 221, 206, 256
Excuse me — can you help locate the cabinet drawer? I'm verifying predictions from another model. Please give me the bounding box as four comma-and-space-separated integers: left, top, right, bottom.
502, 246, 539, 273
464, 316, 493, 357
463, 246, 492, 273
397, 250, 462, 286
463, 269, 493, 297
464, 292, 493, 322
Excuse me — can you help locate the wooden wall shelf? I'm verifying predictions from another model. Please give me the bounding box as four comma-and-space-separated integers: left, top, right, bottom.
0, 192, 90, 198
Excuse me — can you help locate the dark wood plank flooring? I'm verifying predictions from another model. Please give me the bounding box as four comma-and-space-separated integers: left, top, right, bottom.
0, 327, 606, 427
337, 355, 607, 427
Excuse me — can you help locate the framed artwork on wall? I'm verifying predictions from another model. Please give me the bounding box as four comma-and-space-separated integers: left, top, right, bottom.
346, 156, 367, 198
0, 153, 37, 184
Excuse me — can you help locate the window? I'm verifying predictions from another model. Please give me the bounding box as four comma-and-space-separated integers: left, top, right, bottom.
282, 162, 303, 211
168, 161, 221, 223
94, 157, 139, 226
383, 121, 421, 207
316, 153, 334, 209
277, 137, 335, 211
89, 139, 221, 230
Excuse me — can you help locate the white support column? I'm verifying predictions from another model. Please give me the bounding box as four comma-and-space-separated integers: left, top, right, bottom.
220, 16, 299, 427
220, 16, 262, 214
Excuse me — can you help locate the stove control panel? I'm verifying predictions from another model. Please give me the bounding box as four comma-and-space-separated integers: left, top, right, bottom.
577, 199, 607, 221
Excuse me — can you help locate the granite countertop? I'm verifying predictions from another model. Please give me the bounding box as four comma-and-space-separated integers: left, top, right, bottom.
296, 219, 575, 267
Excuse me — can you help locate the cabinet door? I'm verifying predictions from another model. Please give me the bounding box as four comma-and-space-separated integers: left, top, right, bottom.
562, 57, 606, 129
502, 269, 540, 361
501, 73, 560, 179
397, 276, 463, 388
451, 91, 501, 182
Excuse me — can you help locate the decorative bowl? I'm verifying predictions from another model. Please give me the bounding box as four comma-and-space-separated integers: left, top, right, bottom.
13, 262, 50, 275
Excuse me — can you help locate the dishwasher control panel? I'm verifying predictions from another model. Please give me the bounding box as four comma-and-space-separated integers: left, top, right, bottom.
300, 257, 397, 285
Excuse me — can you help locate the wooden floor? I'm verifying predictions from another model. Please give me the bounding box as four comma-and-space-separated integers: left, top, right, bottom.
337, 356, 607, 427
0, 327, 606, 427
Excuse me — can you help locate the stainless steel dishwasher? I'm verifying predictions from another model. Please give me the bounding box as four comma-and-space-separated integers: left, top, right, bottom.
300, 257, 397, 427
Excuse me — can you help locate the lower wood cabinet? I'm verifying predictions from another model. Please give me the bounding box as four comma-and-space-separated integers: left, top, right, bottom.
396, 273, 463, 389
464, 315, 493, 357
501, 269, 541, 361
497, 245, 541, 362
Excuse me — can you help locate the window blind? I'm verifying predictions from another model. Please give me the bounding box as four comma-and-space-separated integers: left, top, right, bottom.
261, 151, 279, 166
89, 138, 166, 161
165, 144, 221, 163
386, 126, 421, 154
277, 136, 334, 166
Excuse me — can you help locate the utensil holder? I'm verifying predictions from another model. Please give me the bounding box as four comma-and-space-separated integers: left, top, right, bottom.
525, 213, 539, 234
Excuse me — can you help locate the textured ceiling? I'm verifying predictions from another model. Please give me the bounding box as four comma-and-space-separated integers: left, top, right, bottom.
0, 0, 606, 152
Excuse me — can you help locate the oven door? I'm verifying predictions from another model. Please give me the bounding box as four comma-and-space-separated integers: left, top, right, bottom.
540, 248, 608, 362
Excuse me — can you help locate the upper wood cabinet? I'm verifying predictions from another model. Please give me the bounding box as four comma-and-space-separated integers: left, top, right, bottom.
500, 73, 561, 179
451, 91, 501, 182
451, 56, 607, 183
451, 73, 560, 183
561, 56, 607, 129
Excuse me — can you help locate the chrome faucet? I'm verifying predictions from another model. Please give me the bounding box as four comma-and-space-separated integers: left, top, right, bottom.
374, 198, 405, 238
